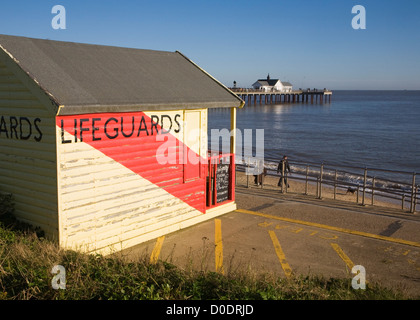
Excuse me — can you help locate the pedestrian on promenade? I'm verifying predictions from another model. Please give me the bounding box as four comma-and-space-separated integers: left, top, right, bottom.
253, 159, 266, 186
277, 155, 291, 189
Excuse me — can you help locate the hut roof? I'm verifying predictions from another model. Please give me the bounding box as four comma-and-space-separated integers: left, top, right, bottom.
0, 34, 243, 115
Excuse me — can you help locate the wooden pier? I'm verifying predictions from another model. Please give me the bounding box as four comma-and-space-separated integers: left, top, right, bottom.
231, 89, 332, 105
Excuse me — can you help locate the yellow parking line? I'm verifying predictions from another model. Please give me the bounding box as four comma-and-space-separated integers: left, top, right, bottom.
330, 243, 354, 271
268, 230, 293, 278
330, 243, 370, 284
236, 209, 420, 248
150, 236, 165, 264
215, 219, 224, 274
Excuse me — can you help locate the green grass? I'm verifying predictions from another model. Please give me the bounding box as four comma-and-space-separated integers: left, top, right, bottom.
0, 195, 416, 300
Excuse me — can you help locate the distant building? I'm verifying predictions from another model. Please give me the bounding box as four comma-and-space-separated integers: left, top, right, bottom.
281, 81, 293, 92
252, 74, 293, 92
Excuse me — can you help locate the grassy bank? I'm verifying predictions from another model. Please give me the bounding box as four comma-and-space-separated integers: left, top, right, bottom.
0, 195, 415, 300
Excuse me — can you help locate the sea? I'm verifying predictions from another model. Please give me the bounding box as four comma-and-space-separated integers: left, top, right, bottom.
208, 90, 420, 187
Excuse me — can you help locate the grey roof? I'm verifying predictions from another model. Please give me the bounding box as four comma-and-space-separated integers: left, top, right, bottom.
254, 79, 293, 87
256, 79, 280, 86
0, 34, 243, 115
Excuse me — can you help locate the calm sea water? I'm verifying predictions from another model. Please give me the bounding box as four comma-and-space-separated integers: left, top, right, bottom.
208, 90, 420, 183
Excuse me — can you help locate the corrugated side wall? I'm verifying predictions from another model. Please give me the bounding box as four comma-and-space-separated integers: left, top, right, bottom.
56, 110, 208, 253
0, 59, 58, 238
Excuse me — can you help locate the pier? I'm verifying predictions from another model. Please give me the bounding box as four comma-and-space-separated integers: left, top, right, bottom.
231, 88, 332, 105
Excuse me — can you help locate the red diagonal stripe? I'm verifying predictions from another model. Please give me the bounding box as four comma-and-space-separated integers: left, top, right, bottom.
57, 111, 206, 213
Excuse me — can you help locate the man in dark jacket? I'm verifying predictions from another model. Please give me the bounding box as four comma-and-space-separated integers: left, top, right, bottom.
277, 155, 291, 188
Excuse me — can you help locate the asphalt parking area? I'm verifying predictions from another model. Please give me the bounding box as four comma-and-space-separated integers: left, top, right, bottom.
123, 190, 420, 297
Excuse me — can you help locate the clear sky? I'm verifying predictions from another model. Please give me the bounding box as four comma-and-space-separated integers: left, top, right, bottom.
1, 0, 419, 90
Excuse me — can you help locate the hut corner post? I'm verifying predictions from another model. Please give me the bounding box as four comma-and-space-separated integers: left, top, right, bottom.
230, 107, 237, 201
230, 107, 236, 155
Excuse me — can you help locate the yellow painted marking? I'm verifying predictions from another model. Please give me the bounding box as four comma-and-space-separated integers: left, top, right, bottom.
319, 233, 339, 240
330, 243, 370, 284
268, 230, 293, 278
215, 219, 224, 274
291, 227, 303, 234
384, 246, 393, 252
275, 224, 288, 230
236, 209, 420, 248
330, 243, 355, 271
258, 221, 273, 228
150, 236, 165, 264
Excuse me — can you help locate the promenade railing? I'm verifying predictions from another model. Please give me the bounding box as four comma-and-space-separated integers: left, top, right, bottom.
236, 157, 418, 213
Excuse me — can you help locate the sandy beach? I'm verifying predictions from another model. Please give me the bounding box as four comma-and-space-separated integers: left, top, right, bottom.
235, 170, 416, 213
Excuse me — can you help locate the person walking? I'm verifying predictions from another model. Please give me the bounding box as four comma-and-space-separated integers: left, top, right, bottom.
253, 159, 265, 186
277, 155, 291, 189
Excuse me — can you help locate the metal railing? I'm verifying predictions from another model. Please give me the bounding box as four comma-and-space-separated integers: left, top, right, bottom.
236, 157, 419, 213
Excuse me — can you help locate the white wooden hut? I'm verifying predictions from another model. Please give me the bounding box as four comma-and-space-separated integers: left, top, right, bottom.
0, 35, 243, 254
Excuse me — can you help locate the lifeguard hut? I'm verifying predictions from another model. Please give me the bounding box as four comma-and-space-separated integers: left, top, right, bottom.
0, 34, 244, 254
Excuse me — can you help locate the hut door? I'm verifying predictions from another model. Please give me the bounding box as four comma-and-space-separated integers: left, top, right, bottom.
183, 111, 201, 181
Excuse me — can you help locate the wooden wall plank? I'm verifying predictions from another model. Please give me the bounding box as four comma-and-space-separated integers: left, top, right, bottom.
0, 59, 58, 238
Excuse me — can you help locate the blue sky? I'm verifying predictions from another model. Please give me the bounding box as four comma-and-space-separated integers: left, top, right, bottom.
1, 0, 419, 90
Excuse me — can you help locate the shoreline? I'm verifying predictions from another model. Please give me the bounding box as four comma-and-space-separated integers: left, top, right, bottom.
235, 171, 416, 213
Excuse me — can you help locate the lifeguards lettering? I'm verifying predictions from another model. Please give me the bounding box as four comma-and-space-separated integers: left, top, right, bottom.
9, 116, 18, 139
79, 118, 90, 142
61, 119, 71, 144
137, 116, 149, 136
121, 117, 134, 138
92, 118, 102, 141
0, 115, 43, 142
104, 117, 119, 139
58, 112, 182, 144
20, 117, 32, 140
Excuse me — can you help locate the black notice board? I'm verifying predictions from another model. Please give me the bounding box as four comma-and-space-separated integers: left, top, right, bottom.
216, 164, 230, 203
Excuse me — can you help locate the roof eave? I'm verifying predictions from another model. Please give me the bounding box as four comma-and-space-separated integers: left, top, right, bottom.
56, 101, 243, 116
175, 51, 244, 109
